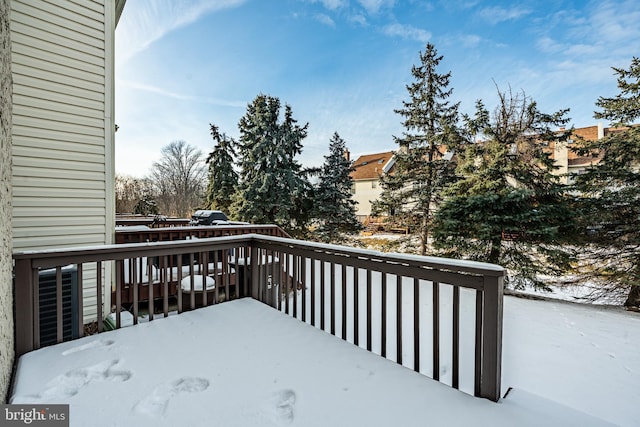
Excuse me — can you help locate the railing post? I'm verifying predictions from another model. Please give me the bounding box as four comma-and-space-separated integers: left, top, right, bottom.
250, 246, 259, 300
480, 273, 504, 402
14, 258, 35, 357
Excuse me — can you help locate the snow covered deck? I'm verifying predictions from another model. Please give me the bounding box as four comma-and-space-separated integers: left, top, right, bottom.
11, 297, 634, 427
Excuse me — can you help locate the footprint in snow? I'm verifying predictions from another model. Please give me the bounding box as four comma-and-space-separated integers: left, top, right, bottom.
133, 377, 210, 417
18, 359, 131, 402
266, 389, 296, 424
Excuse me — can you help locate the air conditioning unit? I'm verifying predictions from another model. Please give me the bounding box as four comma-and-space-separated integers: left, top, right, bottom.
38, 265, 80, 347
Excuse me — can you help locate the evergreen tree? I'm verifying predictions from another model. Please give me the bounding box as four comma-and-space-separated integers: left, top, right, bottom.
373, 43, 460, 255
314, 132, 362, 242
133, 196, 159, 216
231, 94, 312, 236
205, 124, 238, 214
573, 57, 640, 307
433, 88, 574, 289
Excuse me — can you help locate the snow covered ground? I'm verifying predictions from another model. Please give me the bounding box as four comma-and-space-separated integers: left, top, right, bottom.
10, 296, 639, 426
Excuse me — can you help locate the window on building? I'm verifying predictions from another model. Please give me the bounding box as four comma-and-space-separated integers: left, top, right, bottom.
371, 181, 377, 188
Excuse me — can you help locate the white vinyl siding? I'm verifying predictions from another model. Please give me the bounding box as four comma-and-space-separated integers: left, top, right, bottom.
11, 0, 115, 322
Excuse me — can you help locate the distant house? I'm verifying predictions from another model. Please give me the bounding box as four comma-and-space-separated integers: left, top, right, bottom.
349, 151, 395, 219
548, 124, 624, 184
0, 0, 126, 400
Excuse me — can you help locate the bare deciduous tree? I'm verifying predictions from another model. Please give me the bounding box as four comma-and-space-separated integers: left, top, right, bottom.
115, 174, 153, 214
147, 140, 207, 218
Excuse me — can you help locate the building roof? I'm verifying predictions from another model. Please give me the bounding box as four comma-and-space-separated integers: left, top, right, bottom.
350, 151, 395, 180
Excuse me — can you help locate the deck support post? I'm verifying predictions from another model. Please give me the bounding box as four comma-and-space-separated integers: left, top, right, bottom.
14, 258, 35, 357
480, 274, 504, 402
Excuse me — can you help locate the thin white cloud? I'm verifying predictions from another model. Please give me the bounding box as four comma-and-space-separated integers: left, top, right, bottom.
478, 6, 531, 24
585, 0, 640, 45
119, 80, 245, 108
349, 13, 368, 26
358, 0, 396, 14
459, 34, 482, 48
536, 36, 562, 54
535, 0, 640, 75
317, 0, 347, 10
383, 23, 431, 43
302, 0, 346, 10
116, 0, 246, 67
315, 13, 336, 27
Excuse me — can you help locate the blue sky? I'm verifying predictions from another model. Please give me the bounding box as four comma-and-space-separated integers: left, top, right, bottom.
114, 0, 640, 177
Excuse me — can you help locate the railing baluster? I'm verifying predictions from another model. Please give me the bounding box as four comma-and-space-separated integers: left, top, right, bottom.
201, 252, 207, 308
293, 253, 299, 318
366, 269, 372, 352
213, 249, 220, 304
341, 264, 347, 340
301, 256, 307, 322
452, 285, 460, 389
189, 253, 195, 310
76, 263, 84, 338
381, 272, 387, 358
320, 261, 325, 331
148, 258, 154, 321
116, 260, 122, 328
177, 255, 183, 313
284, 251, 290, 314
275, 249, 282, 310
268, 249, 273, 304
32, 268, 40, 350
433, 281, 440, 380
396, 275, 402, 365
163, 255, 169, 316
56, 266, 63, 343
96, 261, 103, 332
132, 258, 139, 324
243, 245, 249, 298
250, 246, 259, 300
330, 262, 335, 336
311, 259, 316, 326
474, 289, 483, 397
413, 277, 419, 373
353, 267, 359, 347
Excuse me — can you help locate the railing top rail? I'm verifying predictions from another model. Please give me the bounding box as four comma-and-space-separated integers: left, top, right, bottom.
13, 235, 255, 268
252, 235, 505, 277
115, 224, 289, 234
13, 233, 504, 276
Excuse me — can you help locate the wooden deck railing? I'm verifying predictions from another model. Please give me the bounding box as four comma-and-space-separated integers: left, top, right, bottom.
114, 224, 290, 244
13, 234, 504, 401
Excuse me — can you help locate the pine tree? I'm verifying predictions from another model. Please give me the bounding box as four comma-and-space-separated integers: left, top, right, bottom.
314, 132, 362, 243
373, 43, 460, 255
433, 88, 574, 290
205, 124, 238, 214
231, 94, 312, 235
573, 57, 640, 307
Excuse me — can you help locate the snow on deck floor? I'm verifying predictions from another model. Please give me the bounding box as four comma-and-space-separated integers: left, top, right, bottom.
10, 297, 635, 427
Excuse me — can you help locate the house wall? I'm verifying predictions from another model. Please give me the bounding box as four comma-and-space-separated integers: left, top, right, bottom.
0, 0, 13, 403
10, 0, 115, 322
553, 140, 570, 184
353, 179, 383, 217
